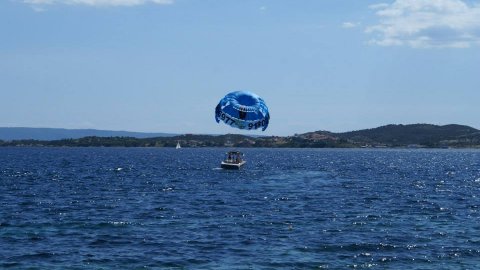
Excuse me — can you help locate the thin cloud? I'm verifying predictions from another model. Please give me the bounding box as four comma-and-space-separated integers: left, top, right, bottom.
22, 0, 173, 7
342, 22, 360, 29
366, 0, 480, 48
369, 3, 389, 10
32, 5, 47, 11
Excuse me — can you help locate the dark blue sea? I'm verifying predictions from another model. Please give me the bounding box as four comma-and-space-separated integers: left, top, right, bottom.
1, 148, 480, 269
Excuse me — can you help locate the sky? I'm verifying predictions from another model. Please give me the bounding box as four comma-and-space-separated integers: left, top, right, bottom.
1, 0, 479, 136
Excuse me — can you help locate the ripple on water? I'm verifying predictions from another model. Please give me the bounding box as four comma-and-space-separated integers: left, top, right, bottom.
1, 148, 480, 269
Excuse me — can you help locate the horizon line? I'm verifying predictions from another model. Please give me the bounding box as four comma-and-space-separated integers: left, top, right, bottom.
0, 122, 478, 137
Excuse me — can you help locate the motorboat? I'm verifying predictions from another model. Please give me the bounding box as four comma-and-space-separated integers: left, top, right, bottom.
221, 151, 246, 170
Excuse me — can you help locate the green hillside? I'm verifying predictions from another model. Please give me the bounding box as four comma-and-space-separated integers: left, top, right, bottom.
2, 124, 480, 148
335, 124, 480, 147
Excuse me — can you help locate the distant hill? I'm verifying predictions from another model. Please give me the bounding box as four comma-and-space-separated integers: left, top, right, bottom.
2, 124, 480, 148
336, 124, 480, 146
0, 127, 175, 141
298, 124, 480, 147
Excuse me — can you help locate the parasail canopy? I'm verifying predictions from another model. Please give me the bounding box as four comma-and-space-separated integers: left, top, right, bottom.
215, 91, 270, 131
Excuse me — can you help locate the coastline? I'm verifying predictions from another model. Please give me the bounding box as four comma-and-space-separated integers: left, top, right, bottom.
2, 124, 480, 149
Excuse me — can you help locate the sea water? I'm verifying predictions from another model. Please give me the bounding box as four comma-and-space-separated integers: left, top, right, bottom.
1, 147, 480, 269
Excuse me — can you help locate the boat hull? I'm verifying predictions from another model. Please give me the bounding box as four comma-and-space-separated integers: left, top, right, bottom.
221, 161, 246, 170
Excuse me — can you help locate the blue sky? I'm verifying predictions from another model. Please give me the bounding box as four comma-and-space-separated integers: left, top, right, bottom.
1, 0, 479, 136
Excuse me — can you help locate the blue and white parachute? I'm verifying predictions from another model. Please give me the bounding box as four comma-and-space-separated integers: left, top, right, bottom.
215, 91, 270, 131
